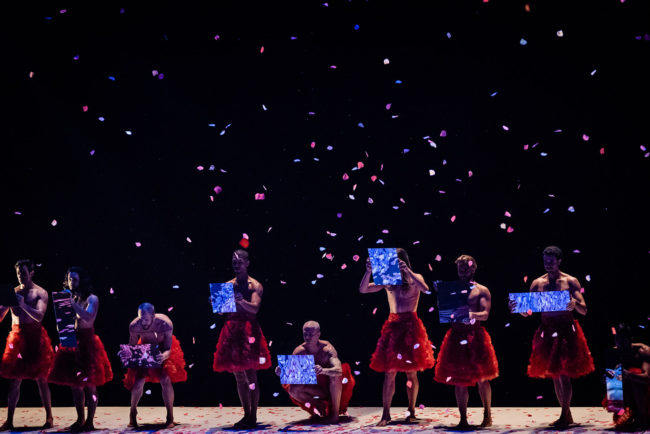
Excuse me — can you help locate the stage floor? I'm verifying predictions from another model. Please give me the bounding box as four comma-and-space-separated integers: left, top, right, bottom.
3, 406, 630, 433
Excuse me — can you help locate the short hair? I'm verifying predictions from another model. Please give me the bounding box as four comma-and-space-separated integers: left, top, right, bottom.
543, 246, 563, 260
64, 266, 93, 298
455, 255, 477, 272
396, 248, 411, 269
138, 302, 155, 315
303, 320, 320, 330
14, 259, 35, 272
233, 249, 249, 261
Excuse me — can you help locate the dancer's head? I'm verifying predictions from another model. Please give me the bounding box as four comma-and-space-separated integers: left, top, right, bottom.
543, 246, 562, 273
455, 255, 477, 281
138, 302, 155, 328
232, 249, 250, 275
64, 266, 93, 299
303, 320, 321, 344
15, 259, 35, 286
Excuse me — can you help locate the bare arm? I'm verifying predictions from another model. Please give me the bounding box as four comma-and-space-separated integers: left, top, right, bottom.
360, 258, 385, 293
17, 291, 47, 322
71, 294, 98, 323
568, 277, 587, 315
404, 268, 429, 294
470, 287, 491, 321
321, 344, 343, 377
235, 285, 262, 314
156, 328, 173, 362
625, 359, 650, 385
128, 322, 140, 345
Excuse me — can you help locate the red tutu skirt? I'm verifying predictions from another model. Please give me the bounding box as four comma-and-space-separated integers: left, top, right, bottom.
283, 362, 356, 417
123, 335, 187, 390
48, 328, 113, 387
369, 312, 436, 372
434, 323, 499, 386
213, 312, 272, 372
527, 319, 595, 379
0, 324, 54, 380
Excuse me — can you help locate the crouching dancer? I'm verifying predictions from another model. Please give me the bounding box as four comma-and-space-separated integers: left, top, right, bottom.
122, 303, 187, 428
277, 321, 356, 424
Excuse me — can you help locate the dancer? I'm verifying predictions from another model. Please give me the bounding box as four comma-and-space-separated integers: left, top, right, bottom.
213, 249, 272, 429
276, 321, 355, 423
48, 266, 113, 431
360, 248, 435, 426
516, 246, 594, 428
433, 255, 498, 428
0, 259, 55, 430
122, 303, 187, 428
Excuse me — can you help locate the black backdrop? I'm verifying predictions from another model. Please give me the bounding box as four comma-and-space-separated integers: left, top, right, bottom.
1, 0, 649, 408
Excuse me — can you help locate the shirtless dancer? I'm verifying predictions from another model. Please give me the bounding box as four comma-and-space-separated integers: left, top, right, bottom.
122, 303, 187, 428
360, 248, 436, 426
0, 259, 54, 430
213, 250, 272, 429
277, 321, 356, 424
514, 246, 594, 428
48, 267, 113, 432
433, 255, 499, 428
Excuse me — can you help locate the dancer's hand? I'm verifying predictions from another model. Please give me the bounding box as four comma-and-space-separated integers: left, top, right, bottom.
314, 365, 323, 375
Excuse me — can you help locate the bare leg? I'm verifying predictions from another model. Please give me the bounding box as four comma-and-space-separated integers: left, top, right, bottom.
551, 376, 573, 427
454, 385, 470, 428
233, 371, 252, 427
70, 387, 85, 430
245, 369, 259, 426
0, 379, 21, 430
405, 372, 419, 422
35, 377, 53, 428
82, 385, 97, 431
378, 371, 397, 426
160, 375, 176, 427
322, 375, 343, 424
129, 376, 146, 427
631, 381, 649, 429
477, 380, 492, 427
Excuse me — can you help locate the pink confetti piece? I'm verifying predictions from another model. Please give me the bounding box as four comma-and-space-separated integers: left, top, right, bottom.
260, 46, 264, 53
357, 161, 364, 169
248, 336, 256, 344
342, 173, 349, 180
135, 242, 142, 247
219, 403, 223, 409
109, 288, 114, 294
342, 377, 349, 384
8, 344, 13, 349
249, 383, 256, 390
255, 193, 265, 200
51, 219, 57, 226
82, 105, 89, 112
340, 263, 347, 270
353, 370, 360, 375
259, 357, 266, 364
460, 340, 468, 345
507, 226, 514, 233
582, 134, 590, 141
17, 353, 22, 359
468, 170, 473, 177
214, 34, 220, 40
352, 255, 360, 262
450, 215, 456, 222
502, 125, 510, 131
186, 237, 192, 243
29, 71, 34, 78
213, 186, 222, 194
145, 389, 151, 395
168, 307, 173, 312
446, 376, 452, 382
599, 147, 605, 155
370, 175, 377, 182
406, 380, 413, 388
527, 309, 533, 315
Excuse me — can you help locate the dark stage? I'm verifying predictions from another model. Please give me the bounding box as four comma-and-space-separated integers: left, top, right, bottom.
1, 0, 649, 419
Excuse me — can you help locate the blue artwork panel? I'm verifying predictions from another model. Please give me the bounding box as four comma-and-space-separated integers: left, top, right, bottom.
52, 291, 77, 348
508, 290, 570, 313
278, 354, 318, 385
368, 248, 402, 286
435, 280, 471, 324
605, 365, 624, 413
119, 344, 161, 368
209, 282, 237, 313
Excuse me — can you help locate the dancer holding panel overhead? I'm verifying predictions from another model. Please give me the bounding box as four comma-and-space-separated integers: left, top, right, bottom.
213, 249, 272, 430
0, 259, 55, 430
122, 303, 187, 428
276, 320, 356, 424
360, 248, 435, 426
434, 255, 499, 429
48, 266, 113, 432
513, 246, 594, 429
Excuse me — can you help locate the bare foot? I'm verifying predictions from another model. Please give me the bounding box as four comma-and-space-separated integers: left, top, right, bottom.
455, 419, 471, 430
321, 415, 339, 424
479, 417, 493, 427
81, 420, 95, 432
128, 410, 138, 428
42, 417, 54, 429
0, 421, 14, 431
233, 415, 255, 429
377, 418, 390, 426
550, 417, 572, 428
405, 415, 418, 423
68, 419, 84, 431
164, 420, 178, 429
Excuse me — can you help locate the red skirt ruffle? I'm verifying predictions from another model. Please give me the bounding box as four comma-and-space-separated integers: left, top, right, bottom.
369, 312, 436, 372
48, 328, 113, 387
434, 323, 499, 386
527, 319, 595, 379
123, 335, 187, 390
283, 362, 356, 417
0, 324, 54, 380
213, 312, 272, 372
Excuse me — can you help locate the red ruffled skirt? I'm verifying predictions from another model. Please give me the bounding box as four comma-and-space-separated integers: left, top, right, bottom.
434, 323, 499, 386
0, 323, 54, 380
123, 335, 187, 390
527, 319, 595, 379
213, 312, 272, 372
283, 362, 356, 417
48, 328, 113, 387
370, 312, 436, 372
